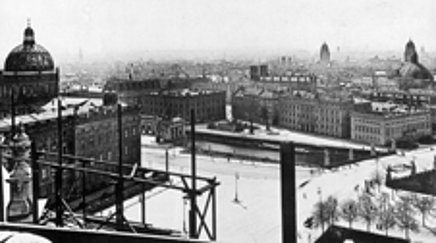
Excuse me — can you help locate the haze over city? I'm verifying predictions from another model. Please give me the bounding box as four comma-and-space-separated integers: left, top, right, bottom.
2, 1, 436, 243
1, 0, 436, 62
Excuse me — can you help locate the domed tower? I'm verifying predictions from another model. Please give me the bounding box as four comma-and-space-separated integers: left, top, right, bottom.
404, 39, 418, 63
320, 42, 330, 64
0, 21, 59, 117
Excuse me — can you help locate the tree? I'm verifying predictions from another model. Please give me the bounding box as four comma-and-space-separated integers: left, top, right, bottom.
411, 195, 435, 227
357, 193, 378, 232
260, 105, 270, 131
376, 194, 396, 236
370, 168, 384, 192
395, 195, 419, 239
312, 200, 330, 232
325, 195, 339, 225
340, 199, 358, 228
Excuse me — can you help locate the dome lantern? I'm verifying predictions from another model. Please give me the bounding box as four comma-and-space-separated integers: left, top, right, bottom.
23, 19, 35, 46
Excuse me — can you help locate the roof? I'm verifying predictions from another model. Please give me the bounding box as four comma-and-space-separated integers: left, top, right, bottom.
315, 225, 409, 243
0, 97, 103, 132
386, 169, 436, 196
4, 25, 54, 72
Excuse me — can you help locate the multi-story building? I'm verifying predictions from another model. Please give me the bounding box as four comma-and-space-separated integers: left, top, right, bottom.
104, 77, 209, 107
104, 78, 162, 106
232, 87, 280, 125
351, 102, 432, 145
278, 91, 355, 138
256, 73, 318, 92
1, 101, 141, 198
74, 105, 140, 192
141, 89, 225, 123
249, 65, 269, 81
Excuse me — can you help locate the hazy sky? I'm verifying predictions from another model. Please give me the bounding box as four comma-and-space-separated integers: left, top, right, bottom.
1, 0, 435, 62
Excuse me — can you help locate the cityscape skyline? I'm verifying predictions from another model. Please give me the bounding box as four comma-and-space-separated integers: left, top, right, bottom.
1, 0, 436, 62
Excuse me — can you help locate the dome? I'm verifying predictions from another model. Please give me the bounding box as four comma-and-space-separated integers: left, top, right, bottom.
399, 62, 433, 80
4, 24, 54, 72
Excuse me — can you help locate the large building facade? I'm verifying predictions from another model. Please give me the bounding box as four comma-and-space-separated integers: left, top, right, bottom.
351, 103, 432, 145
2, 104, 141, 198
278, 91, 355, 138
141, 89, 226, 123
0, 23, 59, 117
104, 77, 209, 107
232, 87, 280, 125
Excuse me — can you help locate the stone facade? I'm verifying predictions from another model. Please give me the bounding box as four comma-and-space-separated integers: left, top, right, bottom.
2, 105, 141, 198
232, 88, 280, 125
351, 103, 432, 145
104, 77, 209, 108
74, 105, 140, 192
141, 89, 226, 123
278, 92, 355, 138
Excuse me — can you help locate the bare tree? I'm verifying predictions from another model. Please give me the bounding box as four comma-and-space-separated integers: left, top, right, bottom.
370, 168, 384, 192
376, 194, 396, 236
340, 199, 358, 228
357, 193, 378, 232
411, 194, 435, 227
325, 195, 339, 225
395, 195, 419, 239
312, 200, 330, 232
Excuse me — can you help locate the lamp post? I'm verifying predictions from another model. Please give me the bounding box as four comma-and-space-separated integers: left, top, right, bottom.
233, 172, 240, 203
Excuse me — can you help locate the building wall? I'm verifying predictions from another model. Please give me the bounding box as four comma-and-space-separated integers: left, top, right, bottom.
231, 94, 279, 125
104, 77, 210, 107
3, 105, 141, 198
74, 106, 141, 192
22, 116, 75, 197
232, 94, 260, 122
278, 95, 353, 138
351, 110, 432, 145
0, 70, 59, 117
141, 90, 226, 123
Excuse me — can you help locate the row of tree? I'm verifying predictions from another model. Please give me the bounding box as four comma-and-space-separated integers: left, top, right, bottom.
309, 192, 435, 239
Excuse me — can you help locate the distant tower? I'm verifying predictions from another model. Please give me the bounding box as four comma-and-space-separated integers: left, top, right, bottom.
320, 42, 330, 64
404, 39, 418, 64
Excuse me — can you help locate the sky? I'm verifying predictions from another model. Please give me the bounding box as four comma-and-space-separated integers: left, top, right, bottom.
1, 0, 435, 62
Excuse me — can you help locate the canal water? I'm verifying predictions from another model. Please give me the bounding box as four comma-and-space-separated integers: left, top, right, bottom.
194, 141, 371, 167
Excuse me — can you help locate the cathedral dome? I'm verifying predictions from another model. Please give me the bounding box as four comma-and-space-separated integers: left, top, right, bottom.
4, 23, 54, 72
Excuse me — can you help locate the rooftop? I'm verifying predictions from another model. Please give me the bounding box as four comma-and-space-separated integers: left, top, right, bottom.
149, 89, 223, 97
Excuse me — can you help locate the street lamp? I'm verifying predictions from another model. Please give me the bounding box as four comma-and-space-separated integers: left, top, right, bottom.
233, 172, 240, 203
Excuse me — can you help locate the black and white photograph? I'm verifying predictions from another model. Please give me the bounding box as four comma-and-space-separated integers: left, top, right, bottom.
0, 0, 436, 242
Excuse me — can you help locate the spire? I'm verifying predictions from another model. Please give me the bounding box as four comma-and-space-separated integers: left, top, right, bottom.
23, 19, 35, 46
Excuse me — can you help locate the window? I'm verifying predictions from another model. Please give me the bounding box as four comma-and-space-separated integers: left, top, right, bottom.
125, 146, 128, 155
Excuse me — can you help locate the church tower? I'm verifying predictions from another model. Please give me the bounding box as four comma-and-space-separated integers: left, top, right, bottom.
404, 39, 418, 64
320, 42, 330, 64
